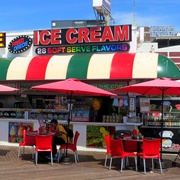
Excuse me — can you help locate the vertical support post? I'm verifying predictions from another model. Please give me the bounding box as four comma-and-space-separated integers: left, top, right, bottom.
160, 89, 164, 161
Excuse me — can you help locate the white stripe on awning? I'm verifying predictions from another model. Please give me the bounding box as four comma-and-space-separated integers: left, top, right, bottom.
133, 53, 158, 78
45, 55, 73, 80
6, 57, 32, 80
87, 53, 114, 79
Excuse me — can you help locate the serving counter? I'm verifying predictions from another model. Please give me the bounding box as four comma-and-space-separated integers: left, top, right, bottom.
69, 121, 142, 148
0, 114, 142, 148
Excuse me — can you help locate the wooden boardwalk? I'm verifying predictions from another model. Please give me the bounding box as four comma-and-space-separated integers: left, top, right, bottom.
0, 145, 179, 180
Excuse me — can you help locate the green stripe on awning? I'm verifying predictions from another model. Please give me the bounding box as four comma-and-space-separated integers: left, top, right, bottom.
158, 54, 180, 78
66, 54, 93, 79
0, 58, 12, 80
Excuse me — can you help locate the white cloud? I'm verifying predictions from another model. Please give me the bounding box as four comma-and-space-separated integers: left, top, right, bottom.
112, 11, 180, 32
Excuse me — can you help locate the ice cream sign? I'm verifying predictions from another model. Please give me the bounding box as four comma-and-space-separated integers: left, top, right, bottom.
8, 35, 32, 54
34, 25, 131, 55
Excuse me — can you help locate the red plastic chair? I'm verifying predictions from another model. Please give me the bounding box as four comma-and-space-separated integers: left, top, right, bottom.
35, 134, 53, 165
104, 135, 111, 167
137, 138, 163, 174
58, 131, 80, 163
109, 138, 137, 173
18, 129, 37, 159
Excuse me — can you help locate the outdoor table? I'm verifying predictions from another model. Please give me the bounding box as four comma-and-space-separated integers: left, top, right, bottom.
26, 131, 55, 137
123, 137, 156, 172
26, 131, 55, 161
26, 131, 39, 136
122, 136, 143, 166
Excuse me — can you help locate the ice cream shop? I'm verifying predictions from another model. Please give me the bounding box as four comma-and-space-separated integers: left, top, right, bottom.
0, 24, 180, 151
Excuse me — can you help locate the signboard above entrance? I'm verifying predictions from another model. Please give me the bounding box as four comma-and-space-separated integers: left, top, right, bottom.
34, 25, 131, 55
35, 43, 130, 55
33, 25, 132, 46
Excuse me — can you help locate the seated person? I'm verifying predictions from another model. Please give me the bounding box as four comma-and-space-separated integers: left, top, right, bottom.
47, 119, 71, 160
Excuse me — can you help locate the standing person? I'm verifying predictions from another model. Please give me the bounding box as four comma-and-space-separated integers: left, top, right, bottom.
46, 119, 71, 161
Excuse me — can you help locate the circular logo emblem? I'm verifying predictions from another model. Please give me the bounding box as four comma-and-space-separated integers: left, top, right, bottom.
8, 35, 32, 54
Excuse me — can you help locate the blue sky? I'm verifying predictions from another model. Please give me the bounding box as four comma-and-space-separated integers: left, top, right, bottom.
1, 0, 180, 33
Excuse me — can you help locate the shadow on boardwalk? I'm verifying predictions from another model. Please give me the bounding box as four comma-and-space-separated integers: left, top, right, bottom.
0, 145, 179, 180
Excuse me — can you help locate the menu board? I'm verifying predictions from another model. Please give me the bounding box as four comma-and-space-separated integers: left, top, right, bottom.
140, 98, 150, 112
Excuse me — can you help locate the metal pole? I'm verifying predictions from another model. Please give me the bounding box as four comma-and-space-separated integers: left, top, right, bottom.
65, 91, 73, 157
160, 89, 164, 161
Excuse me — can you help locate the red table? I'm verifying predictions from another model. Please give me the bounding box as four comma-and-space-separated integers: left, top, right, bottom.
26, 131, 55, 136
123, 136, 143, 166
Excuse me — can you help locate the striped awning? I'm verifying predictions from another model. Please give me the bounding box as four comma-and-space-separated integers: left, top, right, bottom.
0, 52, 180, 81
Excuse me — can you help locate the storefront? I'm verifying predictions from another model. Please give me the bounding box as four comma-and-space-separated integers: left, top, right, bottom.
0, 25, 180, 150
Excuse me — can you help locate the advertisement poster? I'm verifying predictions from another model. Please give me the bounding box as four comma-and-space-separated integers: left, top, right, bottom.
140, 98, 150, 112
9, 122, 34, 143
72, 109, 90, 122
86, 125, 115, 148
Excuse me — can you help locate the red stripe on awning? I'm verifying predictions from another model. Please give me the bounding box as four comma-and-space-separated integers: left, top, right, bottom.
110, 53, 135, 79
26, 56, 52, 80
